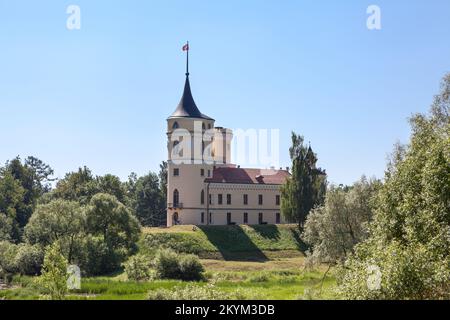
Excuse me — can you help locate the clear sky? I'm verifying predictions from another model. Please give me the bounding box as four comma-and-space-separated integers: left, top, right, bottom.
1, 0, 449, 185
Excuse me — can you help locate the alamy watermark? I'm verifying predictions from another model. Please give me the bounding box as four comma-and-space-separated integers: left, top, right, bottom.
67, 265, 81, 290
170, 121, 280, 172
367, 5, 382, 30
66, 5, 81, 30
366, 264, 382, 291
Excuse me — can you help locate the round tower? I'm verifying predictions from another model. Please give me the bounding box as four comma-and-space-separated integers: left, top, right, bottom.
166, 67, 215, 226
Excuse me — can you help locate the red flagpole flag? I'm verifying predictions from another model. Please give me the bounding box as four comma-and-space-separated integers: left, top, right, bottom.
182, 43, 189, 51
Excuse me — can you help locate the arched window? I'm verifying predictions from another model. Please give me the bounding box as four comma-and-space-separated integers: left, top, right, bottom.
172, 122, 179, 129
201, 190, 205, 205
202, 123, 206, 130
173, 189, 179, 207
173, 140, 181, 157
173, 212, 179, 225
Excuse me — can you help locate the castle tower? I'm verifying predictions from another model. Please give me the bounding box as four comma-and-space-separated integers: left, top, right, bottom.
166, 45, 216, 226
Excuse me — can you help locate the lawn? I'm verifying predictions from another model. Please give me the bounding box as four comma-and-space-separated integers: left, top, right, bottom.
0, 225, 338, 300
140, 224, 307, 260
0, 257, 337, 300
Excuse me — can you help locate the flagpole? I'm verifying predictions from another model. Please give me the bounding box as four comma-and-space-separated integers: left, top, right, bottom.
186, 41, 189, 76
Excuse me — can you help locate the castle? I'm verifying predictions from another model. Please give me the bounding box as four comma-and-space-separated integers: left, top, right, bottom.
166, 58, 290, 227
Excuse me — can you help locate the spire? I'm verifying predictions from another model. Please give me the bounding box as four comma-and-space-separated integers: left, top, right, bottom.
168, 42, 214, 120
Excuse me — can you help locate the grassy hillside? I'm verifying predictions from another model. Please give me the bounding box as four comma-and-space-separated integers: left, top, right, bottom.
140, 224, 307, 260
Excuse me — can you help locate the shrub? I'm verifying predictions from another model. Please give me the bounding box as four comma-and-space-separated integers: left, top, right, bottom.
247, 273, 270, 283
152, 248, 204, 281
37, 242, 69, 300
14, 244, 44, 275
0, 241, 18, 282
79, 236, 120, 276
123, 254, 153, 281
148, 283, 244, 300
178, 254, 205, 281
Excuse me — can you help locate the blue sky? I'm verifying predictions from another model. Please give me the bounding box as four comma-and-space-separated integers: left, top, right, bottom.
1, 0, 449, 185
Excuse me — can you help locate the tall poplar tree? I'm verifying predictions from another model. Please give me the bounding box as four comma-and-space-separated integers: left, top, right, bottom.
281, 132, 327, 230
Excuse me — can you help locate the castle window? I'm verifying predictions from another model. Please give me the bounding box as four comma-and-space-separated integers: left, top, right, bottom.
227, 194, 232, 205
243, 212, 248, 224
201, 190, 205, 205
218, 194, 223, 205
227, 212, 232, 225
276, 213, 281, 224
201, 169, 204, 176
173, 189, 179, 207
243, 194, 248, 205
172, 122, 179, 129
209, 194, 212, 205
276, 195, 280, 206
173, 141, 181, 157
207, 170, 211, 177
208, 124, 212, 129
258, 194, 263, 205
201, 212, 205, 224
202, 123, 206, 130
209, 212, 212, 224
173, 168, 179, 176
258, 212, 263, 224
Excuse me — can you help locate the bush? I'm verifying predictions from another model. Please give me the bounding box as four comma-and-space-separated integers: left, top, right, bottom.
123, 254, 153, 281
152, 248, 204, 281
148, 283, 244, 300
14, 244, 44, 275
79, 236, 122, 276
0, 241, 18, 282
37, 242, 69, 300
178, 254, 205, 281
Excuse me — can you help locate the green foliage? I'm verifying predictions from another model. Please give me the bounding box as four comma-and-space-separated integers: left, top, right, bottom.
281, 133, 327, 228
303, 177, 381, 265
85, 193, 141, 274
0, 171, 26, 242
86, 193, 140, 252
96, 174, 127, 205
37, 242, 69, 300
338, 74, 450, 300
0, 157, 54, 241
14, 243, 44, 276
0, 241, 19, 281
140, 225, 305, 259
127, 172, 166, 227
123, 254, 153, 281
53, 167, 99, 205
25, 199, 86, 263
147, 283, 243, 300
152, 248, 204, 281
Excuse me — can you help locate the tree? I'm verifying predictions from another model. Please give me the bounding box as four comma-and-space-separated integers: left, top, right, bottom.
338, 74, 450, 300
53, 166, 99, 205
303, 177, 381, 265
96, 174, 127, 204
281, 132, 327, 229
0, 171, 26, 242
158, 161, 168, 201
85, 193, 141, 273
24, 156, 56, 195
37, 242, 69, 300
134, 173, 166, 226
24, 200, 86, 263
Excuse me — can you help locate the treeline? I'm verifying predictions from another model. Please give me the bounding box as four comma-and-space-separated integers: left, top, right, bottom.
0, 160, 167, 277
285, 74, 450, 300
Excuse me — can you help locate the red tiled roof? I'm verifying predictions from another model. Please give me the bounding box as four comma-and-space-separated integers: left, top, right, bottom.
205, 167, 290, 185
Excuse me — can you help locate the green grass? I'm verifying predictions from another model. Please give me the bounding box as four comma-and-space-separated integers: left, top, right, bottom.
0, 225, 338, 300
141, 224, 307, 260
1, 267, 337, 300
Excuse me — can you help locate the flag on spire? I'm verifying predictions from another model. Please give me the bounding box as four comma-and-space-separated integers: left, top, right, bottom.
182, 43, 189, 51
